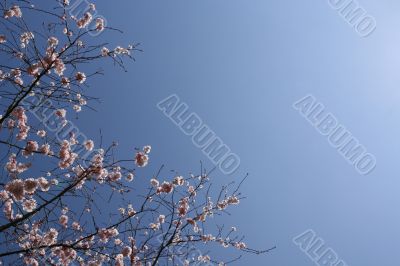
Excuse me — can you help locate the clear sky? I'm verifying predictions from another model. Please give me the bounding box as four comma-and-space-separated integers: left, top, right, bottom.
72, 0, 400, 265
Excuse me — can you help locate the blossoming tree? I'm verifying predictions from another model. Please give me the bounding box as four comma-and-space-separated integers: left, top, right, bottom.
0, 1, 273, 265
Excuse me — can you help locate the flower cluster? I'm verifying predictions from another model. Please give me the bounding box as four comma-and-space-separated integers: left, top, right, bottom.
4, 5, 22, 19
134, 146, 151, 167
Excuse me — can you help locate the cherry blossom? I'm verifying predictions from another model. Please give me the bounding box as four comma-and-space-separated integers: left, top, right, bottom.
0, 35, 6, 43
4, 5, 22, 19
76, 12, 92, 28
134, 151, 149, 167
75, 72, 86, 83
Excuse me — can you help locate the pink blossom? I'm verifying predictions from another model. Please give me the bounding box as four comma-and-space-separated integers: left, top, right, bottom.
217, 200, 227, 210
24, 178, 38, 194
61, 76, 70, 87
77, 12, 92, 28
114, 46, 130, 55
37, 177, 50, 192
7, 119, 15, 129
11, 5, 22, 17
39, 143, 52, 155
22, 140, 38, 156
20, 32, 34, 48
177, 197, 189, 217
121, 246, 132, 257
198, 255, 211, 263
12, 107, 30, 140
227, 196, 240, 205
0, 34, 6, 43
101, 47, 109, 56
188, 185, 196, 196
24, 257, 38, 266
143, 145, 151, 154
95, 18, 105, 31
201, 234, 216, 242
14, 76, 23, 85
54, 58, 66, 76
98, 228, 119, 243
115, 254, 124, 266
37, 130, 46, 138
234, 241, 247, 250
5, 179, 25, 201
5, 154, 31, 175
149, 222, 160, 230
48, 36, 59, 47
0, 191, 9, 201
150, 178, 159, 187
10, 68, 21, 77
27, 63, 41, 76
134, 152, 149, 167
5, 154, 17, 173
4, 5, 22, 19
158, 214, 166, 224
72, 221, 81, 231
55, 109, 66, 118
59, 214, 69, 228
84, 140, 94, 151
157, 181, 174, 194
73, 105, 81, 112
75, 72, 86, 83
109, 168, 122, 182
43, 228, 58, 245
173, 176, 184, 186
22, 199, 37, 212
127, 205, 136, 216
3, 198, 13, 220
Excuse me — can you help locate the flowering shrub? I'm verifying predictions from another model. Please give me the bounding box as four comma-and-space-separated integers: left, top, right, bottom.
0, 1, 272, 265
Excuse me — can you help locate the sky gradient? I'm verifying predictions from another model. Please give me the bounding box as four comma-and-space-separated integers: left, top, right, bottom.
70, 0, 400, 265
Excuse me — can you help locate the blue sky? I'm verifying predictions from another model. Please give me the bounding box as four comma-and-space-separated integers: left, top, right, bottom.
70, 0, 400, 265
